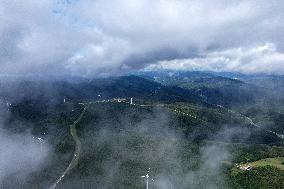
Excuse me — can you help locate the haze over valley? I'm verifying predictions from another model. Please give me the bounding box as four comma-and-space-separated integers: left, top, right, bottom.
1, 1, 284, 189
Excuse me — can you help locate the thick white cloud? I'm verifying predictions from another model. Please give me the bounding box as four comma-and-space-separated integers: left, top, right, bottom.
0, 128, 50, 182
0, 104, 50, 183
146, 43, 284, 74
0, 0, 283, 76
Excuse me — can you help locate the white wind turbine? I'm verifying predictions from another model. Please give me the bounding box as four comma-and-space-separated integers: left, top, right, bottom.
141, 168, 155, 189
33, 137, 44, 152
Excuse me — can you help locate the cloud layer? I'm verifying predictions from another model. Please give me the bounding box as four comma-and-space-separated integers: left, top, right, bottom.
146, 43, 284, 74
1, 0, 284, 76
0, 104, 50, 186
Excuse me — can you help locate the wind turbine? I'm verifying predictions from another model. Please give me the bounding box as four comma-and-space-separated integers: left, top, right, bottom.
141, 168, 155, 189
33, 137, 44, 152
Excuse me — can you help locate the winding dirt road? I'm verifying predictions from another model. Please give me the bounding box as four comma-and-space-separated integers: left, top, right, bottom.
225, 108, 284, 140
50, 104, 88, 189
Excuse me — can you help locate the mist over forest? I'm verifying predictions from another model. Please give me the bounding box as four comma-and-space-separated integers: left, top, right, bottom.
1, 1, 284, 189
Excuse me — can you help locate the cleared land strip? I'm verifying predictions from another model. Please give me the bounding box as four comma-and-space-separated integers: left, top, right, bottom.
220, 107, 284, 140
234, 157, 284, 172
50, 104, 88, 189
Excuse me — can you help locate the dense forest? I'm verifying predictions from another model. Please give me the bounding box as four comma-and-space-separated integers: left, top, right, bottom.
0, 71, 283, 189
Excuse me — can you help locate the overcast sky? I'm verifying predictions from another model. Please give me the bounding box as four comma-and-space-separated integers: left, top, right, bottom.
1, 0, 284, 77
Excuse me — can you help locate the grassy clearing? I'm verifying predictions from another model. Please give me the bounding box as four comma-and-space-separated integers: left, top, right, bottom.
246, 157, 284, 170
233, 157, 284, 173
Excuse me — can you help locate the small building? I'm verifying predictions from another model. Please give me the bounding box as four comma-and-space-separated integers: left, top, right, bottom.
112, 98, 126, 103
240, 165, 252, 171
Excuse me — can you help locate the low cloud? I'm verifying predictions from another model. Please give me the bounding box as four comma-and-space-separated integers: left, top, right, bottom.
0, 129, 50, 181
57, 106, 240, 189
146, 43, 284, 74
0, 104, 50, 186
0, 0, 284, 77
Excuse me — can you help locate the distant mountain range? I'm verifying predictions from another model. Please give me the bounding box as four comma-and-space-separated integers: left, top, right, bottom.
137, 71, 284, 107
1, 71, 284, 109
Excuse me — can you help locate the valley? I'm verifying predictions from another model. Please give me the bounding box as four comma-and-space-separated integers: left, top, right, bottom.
1, 72, 284, 189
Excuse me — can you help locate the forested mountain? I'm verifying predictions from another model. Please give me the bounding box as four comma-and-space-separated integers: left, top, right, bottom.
0, 72, 283, 189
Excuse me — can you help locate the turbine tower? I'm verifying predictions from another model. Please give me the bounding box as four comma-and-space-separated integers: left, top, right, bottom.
33, 137, 44, 152
141, 168, 154, 189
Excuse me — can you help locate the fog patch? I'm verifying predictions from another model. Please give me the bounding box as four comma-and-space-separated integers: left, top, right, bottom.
58, 105, 243, 189
0, 104, 51, 186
